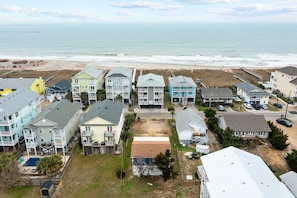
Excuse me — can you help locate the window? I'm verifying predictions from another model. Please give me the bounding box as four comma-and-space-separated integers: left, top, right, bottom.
85, 126, 90, 131
259, 132, 265, 136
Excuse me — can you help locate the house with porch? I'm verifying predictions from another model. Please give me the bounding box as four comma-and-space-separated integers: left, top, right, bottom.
236, 82, 269, 105
168, 75, 197, 106
45, 79, 71, 103
175, 109, 208, 146
71, 67, 104, 104
199, 88, 233, 105
0, 88, 41, 152
105, 67, 132, 103
23, 100, 82, 156
270, 66, 297, 99
131, 137, 171, 176
217, 114, 271, 140
197, 146, 294, 198
80, 100, 124, 155
137, 73, 165, 108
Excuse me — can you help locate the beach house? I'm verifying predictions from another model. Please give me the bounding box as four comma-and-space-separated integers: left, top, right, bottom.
0, 77, 45, 97
199, 88, 233, 105
131, 137, 171, 176
197, 146, 294, 198
71, 67, 104, 104
217, 114, 271, 140
45, 79, 71, 103
270, 66, 297, 98
80, 100, 124, 155
23, 100, 82, 156
105, 67, 132, 103
137, 73, 165, 108
175, 109, 208, 146
236, 82, 269, 105
168, 75, 197, 106
0, 88, 41, 152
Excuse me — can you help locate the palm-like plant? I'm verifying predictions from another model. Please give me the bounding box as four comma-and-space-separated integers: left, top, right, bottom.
37, 155, 63, 175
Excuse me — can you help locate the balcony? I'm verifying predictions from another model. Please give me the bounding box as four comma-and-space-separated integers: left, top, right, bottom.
104, 130, 114, 137
26, 142, 38, 148
82, 140, 92, 146
105, 140, 115, 146
53, 132, 64, 139
82, 130, 93, 137
0, 139, 18, 146
0, 129, 16, 136
24, 131, 36, 138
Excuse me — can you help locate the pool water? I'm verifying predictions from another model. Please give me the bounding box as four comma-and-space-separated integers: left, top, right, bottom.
24, 158, 40, 167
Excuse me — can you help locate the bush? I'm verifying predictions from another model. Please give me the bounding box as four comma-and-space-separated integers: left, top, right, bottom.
116, 169, 126, 179
285, 149, 297, 172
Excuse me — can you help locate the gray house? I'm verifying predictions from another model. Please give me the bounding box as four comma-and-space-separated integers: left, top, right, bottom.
199, 88, 233, 105
23, 100, 82, 156
217, 114, 271, 140
137, 73, 165, 108
236, 82, 269, 105
175, 109, 208, 145
45, 79, 71, 103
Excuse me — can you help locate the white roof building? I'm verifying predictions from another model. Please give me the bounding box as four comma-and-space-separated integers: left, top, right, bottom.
197, 146, 294, 198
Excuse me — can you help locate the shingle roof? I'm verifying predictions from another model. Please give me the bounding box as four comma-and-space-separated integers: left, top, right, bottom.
81, 100, 124, 125
222, 114, 271, 132
28, 100, 81, 128
137, 73, 165, 87
200, 88, 233, 98
48, 79, 71, 92
0, 88, 39, 116
0, 78, 36, 89
277, 66, 297, 76
290, 78, 297, 85
175, 109, 207, 134
131, 137, 171, 158
236, 82, 269, 97
106, 67, 132, 78
72, 67, 103, 79
168, 75, 197, 87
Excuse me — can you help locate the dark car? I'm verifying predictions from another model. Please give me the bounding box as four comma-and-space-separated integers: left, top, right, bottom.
276, 118, 292, 127
274, 103, 283, 109
252, 103, 261, 110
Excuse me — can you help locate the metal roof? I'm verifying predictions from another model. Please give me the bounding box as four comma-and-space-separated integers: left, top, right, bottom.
280, 171, 297, 197
236, 82, 269, 97
48, 79, 71, 92
106, 67, 132, 78
176, 109, 207, 134
137, 73, 165, 87
168, 75, 197, 87
72, 67, 103, 79
0, 78, 36, 89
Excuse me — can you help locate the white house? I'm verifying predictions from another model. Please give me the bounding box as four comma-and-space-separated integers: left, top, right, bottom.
137, 73, 165, 108
236, 82, 269, 105
105, 67, 132, 103
197, 146, 294, 198
23, 100, 82, 156
175, 109, 208, 145
131, 137, 171, 176
80, 100, 124, 155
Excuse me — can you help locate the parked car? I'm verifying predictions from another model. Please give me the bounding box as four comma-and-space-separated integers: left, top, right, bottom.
252, 103, 261, 110
217, 105, 225, 111
274, 103, 283, 109
244, 102, 252, 109
233, 96, 241, 103
276, 118, 292, 127
261, 104, 268, 110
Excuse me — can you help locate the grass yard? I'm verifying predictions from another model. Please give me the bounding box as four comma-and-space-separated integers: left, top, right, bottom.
1, 186, 40, 198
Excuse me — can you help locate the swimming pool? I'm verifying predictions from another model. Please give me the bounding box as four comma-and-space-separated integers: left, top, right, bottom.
24, 158, 40, 167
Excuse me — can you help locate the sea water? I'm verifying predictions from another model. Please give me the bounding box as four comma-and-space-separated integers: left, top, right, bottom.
0, 23, 296, 67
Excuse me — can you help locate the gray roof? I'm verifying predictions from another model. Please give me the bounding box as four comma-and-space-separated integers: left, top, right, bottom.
81, 100, 124, 125
280, 171, 297, 197
0, 78, 36, 89
175, 109, 207, 133
48, 79, 71, 92
200, 88, 233, 98
168, 75, 197, 87
0, 88, 39, 117
106, 67, 132, 78
222, 114, 271, 132
290, 78, 297, 85
277, 66, 297, 76
27, 100, 81, 128
72, 67, 103, 79
236, 82, 269, 97
137, 73, 165, 87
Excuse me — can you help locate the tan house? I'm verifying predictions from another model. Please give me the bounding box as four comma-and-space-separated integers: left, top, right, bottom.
270, 66, 297, 98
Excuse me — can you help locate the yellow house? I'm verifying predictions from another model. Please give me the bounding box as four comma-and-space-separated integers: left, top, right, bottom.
0, 77, 45, 97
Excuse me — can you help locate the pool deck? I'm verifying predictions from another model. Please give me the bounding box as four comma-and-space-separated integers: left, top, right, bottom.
18, 155, 70, 175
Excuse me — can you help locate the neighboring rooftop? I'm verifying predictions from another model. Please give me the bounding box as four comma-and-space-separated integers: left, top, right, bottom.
0, 78, 37, 89
106, 67, 132, 78
72, 67, 103, 79
280, 171, 297, 197
175, 109, 207, 134
236, 82, 269, 97
200, 88, 233, 98
137, 73, 165, 87
277, 66, 297, 76
168, 75, 197, 87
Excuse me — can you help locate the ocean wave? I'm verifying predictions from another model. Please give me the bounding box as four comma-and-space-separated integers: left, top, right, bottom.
1, 53, 297, 68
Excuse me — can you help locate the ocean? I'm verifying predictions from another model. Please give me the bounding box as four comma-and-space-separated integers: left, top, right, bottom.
0, 23, 297, 68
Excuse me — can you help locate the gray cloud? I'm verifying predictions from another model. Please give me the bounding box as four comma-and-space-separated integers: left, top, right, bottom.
111, 1, 184, 11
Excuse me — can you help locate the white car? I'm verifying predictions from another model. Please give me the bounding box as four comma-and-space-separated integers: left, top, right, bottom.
233, 96, 241, 103
244, 103, 252, 109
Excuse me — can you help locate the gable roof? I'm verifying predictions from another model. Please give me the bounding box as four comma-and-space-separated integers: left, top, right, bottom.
175, 109, 207, 134
200, 146, 294, 198
81, 100, 124, 125
168, 75, 197, 87
106, 67, 132, 78
236, 82, 269, 97
48, 79, 71, 92
0, 78, 36, 89
200, 88, 233, 98
131, 137, 171, 158
0, 88, 39, 117
277, 66, 297, 76
290, 78, 297, 85
28, 100, 81, 128
137, 73, 165, 87
221, 114, 271, 132
280, 171, 297, 197
72, 67, 103, 79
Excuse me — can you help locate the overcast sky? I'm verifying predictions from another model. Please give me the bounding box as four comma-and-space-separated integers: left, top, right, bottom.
0, 0, 296, 24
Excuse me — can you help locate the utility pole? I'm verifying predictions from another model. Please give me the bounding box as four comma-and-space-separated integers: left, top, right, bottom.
284, 91, 291, 119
